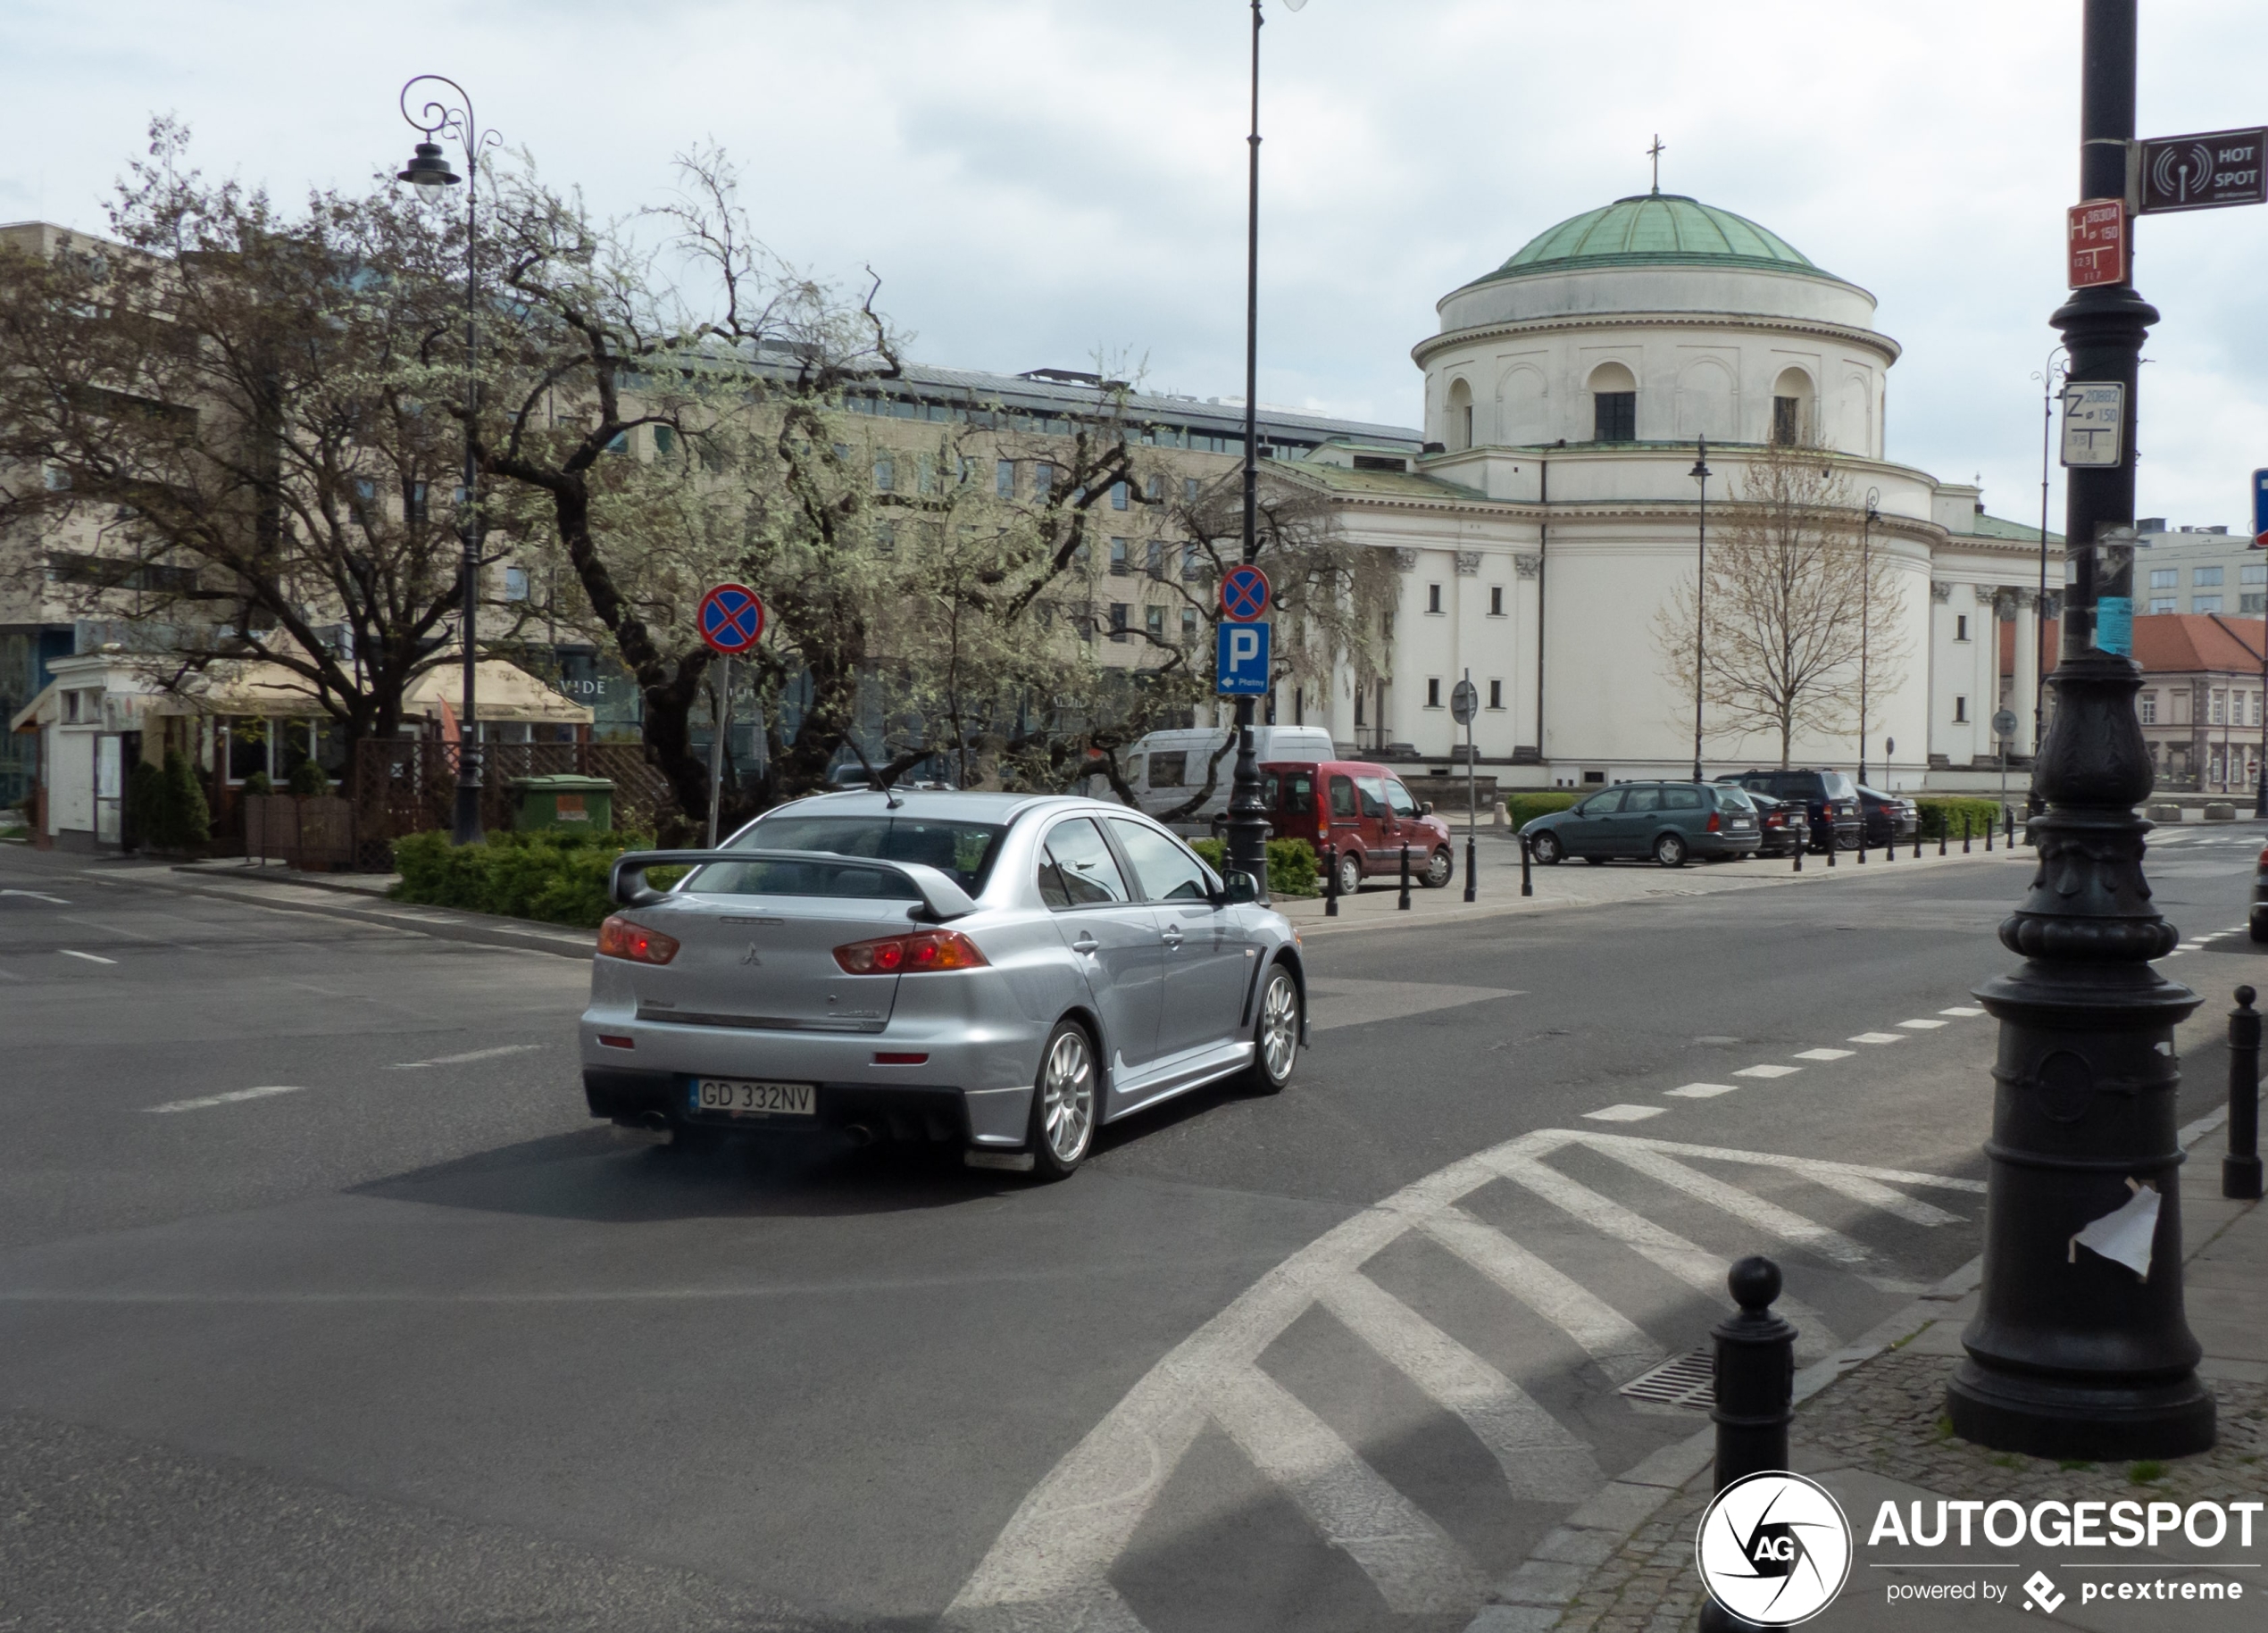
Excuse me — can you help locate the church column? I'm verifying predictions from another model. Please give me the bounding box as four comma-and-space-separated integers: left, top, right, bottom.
2009, 589, 2040, 758
1513, 550, 1542, 762
1974, 586, 2000, 764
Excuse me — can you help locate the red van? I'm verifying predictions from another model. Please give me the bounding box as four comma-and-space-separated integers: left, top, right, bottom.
1260, 760, 1456, 894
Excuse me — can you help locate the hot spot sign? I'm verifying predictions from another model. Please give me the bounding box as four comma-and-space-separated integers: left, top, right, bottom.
698, 582, 765, 655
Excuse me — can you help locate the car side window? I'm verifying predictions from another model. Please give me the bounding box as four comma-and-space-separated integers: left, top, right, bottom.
1042, 817, 1132, 906
1263, 771, 1280, 808
1662, 786, 1701, 810
1623, 787, 1661, 813
1330, 776, 1356, 818
1284, 772, 1315, 815
1385, 780, 1418, 818
1108, 818, 1213, 902
1578, 789, 1623, 815
1037, 851, 1072, 909
1356, 776, 1390, 818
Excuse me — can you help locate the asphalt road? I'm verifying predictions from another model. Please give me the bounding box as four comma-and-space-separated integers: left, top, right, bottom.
1, 828, 2260, 1633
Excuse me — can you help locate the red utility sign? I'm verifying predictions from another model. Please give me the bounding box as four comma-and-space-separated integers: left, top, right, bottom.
2067, 199, 2127, 289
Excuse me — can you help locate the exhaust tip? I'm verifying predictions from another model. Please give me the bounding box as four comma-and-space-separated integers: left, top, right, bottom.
639, 1111, 671, 1135
844, 1121, 879, 1148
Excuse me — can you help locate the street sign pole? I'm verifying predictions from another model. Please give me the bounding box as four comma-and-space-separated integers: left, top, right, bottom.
1452, 672, 1479, 903
706, 654, 729, 848
1947, 0, 2213, 1462
2255, 470, 2268, 816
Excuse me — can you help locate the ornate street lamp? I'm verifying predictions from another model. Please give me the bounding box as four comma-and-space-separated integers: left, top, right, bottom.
396, 74, 500, 846
2032, 345, 2069, 762
1690, 437, 1711, 783
1946, 0, 2214, 1460
1224, 0, 1306, 896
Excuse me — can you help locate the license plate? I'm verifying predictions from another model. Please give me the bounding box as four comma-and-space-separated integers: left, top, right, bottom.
690, 1079, 815, 1117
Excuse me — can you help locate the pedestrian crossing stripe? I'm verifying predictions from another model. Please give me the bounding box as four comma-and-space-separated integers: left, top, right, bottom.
941, 1130, 1982, 1633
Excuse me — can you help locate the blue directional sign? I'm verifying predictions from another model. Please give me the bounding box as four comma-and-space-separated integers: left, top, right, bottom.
2253, 468, 2268, 547
1216, 620, 1272, 696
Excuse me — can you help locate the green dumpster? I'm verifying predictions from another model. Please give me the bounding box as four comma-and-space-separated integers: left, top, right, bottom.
508, 773, 615, 834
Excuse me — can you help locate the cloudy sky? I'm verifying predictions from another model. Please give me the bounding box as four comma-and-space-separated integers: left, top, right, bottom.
6, 1, 2265, 535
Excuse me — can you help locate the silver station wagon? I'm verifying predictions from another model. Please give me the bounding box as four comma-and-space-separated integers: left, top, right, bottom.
580, 790, 1307, 1179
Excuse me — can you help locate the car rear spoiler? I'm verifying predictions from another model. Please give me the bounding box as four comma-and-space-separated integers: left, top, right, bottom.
607, 849, 979, 922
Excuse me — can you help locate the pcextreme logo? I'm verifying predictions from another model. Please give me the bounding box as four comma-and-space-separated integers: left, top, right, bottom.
1697, 1471, 1855, 1626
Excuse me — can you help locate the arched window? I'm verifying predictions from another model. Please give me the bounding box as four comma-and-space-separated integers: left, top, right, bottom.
1445, 378, 1474, 451
1771, 367, 1814, 446
1588, 361, 1637, 442
1498, 364, 1548, 445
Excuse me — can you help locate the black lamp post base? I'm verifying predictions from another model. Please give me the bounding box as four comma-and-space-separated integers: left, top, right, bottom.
1946, 1359, 2214, 1461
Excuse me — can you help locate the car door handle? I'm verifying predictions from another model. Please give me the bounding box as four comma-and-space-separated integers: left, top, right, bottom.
1160, 927, 1184, 949
1071, 934, 1099, 954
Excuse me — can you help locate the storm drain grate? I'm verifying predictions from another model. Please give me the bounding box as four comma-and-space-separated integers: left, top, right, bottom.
1619, 1347, 1715, 1412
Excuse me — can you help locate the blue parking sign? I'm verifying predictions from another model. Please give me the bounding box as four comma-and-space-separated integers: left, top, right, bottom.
1215, 620, 1272, 696
2254, 469, 2268, 546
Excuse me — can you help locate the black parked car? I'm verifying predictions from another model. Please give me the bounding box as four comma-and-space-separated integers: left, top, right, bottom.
1715, 769, 1863, 851
1747, 790, 1805, 857
1855, 785, 1920, 846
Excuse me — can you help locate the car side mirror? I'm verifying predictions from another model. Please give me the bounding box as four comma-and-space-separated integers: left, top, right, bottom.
1419, 802, 1434, 816
1224, 870, 1261, 905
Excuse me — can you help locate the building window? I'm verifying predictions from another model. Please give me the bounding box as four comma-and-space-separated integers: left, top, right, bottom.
2244, 594, 2267, 615
1180, 607, 1197, 645
2195, 596, 2223, 614
1954, 696, 1969, 723
503, 566, 529, 602
1146, 475, 1163, 503
1111, 481, 1129, 511
1488, 679, 1504, 710
996, 460, 1014, 497
1354, 689, 1365, 728
1771, 396, 1801, 446
1180, 544, 1203, 582
2246, 563, 2268, 587
1147, 540, 1166, 579
2140, 692, 2158, 724
1108, 604, 1129, 642
2152, 598, 2179, 615
1426, 678, 1443, 708
1146, 606, 1164, 642
873, 458, 894, 492
407, 481, 428, 526
2212, 690, 2228, 726
1035, 462, 1054, 498
2150, 568, 2179, 590
1183, 477, 1199, 504
1955, 615, 1969, 642
1426, 583, 1443, 614
1594, 391, 1636, 442
1489, 585, 1505, 617
1109, 537, 1130, 576
873, 521, 896, 554
2195, 566, 2224, 587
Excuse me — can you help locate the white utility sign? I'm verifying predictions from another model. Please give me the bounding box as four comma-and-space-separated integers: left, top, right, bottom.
2061, 383, 2125, 468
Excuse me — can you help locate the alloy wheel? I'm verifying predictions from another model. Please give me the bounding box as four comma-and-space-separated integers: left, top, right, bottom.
1039, 1027, 1095, 1163
1259, 970, 1299, 1082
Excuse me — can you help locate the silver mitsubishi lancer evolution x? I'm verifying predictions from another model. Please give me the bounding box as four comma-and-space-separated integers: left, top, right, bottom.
579, 790, 1305, 1179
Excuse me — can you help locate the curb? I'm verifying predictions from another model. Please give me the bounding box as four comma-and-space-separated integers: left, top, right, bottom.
82, 866, 594, 962
1464, 1107, 2240, 1632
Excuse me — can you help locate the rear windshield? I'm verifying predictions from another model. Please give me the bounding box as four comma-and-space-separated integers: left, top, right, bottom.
1821, 771, 1857, 800
1715, 787, 1754, 812
695, 815, 1006, 896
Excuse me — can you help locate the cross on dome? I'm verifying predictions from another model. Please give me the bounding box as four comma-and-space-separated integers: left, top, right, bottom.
1647, 134, 1665, 195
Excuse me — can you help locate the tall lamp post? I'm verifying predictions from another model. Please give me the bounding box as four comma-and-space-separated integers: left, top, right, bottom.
396, 75, 500, 846
1689, 437, 1711, 783
2032, 345, 2069, 758
1946, 0, 2214, 1459
1858, 486, 1880, 787
1224, 0, 1305, 893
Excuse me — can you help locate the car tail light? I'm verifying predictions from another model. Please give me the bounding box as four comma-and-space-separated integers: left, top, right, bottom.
597, 915, 679, 965
1706, 812, 1721, 832
598, 1033, 635, 1050
2258, 846, 2268, 866
873, 1052, 930, 1065
834, 929, 989, 974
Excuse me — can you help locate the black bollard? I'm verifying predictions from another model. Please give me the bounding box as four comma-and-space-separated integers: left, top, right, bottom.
1963, 811, 1972, 853
1885, 822, 1896, 862
2229, 986, 2263, 1201
1985, 811, 1993, 852
1322, 843, 1338, 918
1519, 832, 1533, 898
1824, 816, 1836, 868
1463, 831, 1477, 904
1397, 841, 1412, 911
1856, 817, 1867, 863
1914, 824, 1922, 860
1939, 812, 1947, 856
2008, 805, 2018, 846
1791, 827, 1802, 872
1698, 1256, 1797, 1633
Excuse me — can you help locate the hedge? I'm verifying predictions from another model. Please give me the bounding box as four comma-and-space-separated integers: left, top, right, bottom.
1912, 796, 2011, 841
391, 829, 660, 929
1189, 836, 1322, 898
1505, 792, 1580, 828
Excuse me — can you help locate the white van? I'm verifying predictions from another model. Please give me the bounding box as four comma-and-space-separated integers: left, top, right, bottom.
1115, 726, 1337, 819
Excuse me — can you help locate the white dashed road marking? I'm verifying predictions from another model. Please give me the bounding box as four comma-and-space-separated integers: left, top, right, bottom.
0, 889, 69, 904
59, 949, 116, 965
1584, 1104, 1665, 1122
1733, 1063, 1801, 1079
1665, 1082, 1738, 1098
145, 1085, 305, 1114
387, 1044, 543, 1070
1792, 1047, 1854, 1062
1848, 1032, 1905, 1045
1938, 1006, 1986, 1017
1897, 1019, 1948, 1030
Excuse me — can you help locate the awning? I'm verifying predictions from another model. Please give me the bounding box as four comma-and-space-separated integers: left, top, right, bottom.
404, 659, 594, 726
163, 661, 336, 719
9, 679, 58, 735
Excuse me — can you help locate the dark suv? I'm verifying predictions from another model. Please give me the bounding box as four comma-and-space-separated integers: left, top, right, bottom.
1716, 769, 1863, 851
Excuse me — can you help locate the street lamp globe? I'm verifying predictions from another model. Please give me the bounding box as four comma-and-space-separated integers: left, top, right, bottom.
396, 141, 461, 200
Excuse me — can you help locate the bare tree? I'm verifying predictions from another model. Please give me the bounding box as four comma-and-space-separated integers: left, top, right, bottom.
1654, 443, 1908, 768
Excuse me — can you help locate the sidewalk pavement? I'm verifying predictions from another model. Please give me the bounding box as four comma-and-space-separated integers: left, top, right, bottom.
1470, 1112, 2265, 1632
1284, 833, 2025, 937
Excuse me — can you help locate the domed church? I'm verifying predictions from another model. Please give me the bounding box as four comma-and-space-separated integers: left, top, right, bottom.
1279, 185, 2054, 790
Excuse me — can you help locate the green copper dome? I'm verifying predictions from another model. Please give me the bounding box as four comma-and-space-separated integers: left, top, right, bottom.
1480, 193, 1830, 282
